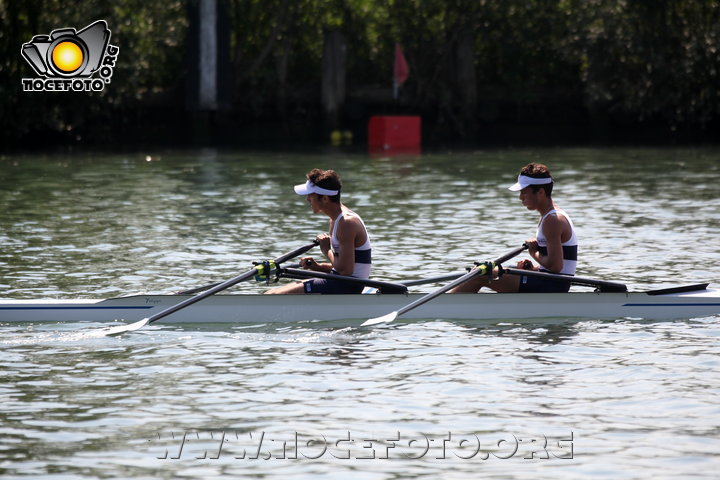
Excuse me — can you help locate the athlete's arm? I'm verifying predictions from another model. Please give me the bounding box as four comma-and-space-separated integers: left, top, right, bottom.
333, 216, 363, 276
534, 214, 566, 272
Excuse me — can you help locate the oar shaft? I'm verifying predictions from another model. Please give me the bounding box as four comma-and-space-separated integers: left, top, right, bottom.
396, 268, 485, 316
177, 262, 302, 295
148, 268, 258, 324
401, 273, 464, 287
502, 268, 627, 292
281, 268, 408, 293
176, 282, 222, 295
394, 244, 527, 317
148, 242, 318, 325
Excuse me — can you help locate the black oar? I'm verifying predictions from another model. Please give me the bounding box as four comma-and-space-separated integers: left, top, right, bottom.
280, 268, 408, 293
175, 281, 222, 295
176, 263, 302, 295
100, 241, 318, 336
501, 268, 627, 292
362, 244, 528, 326
400, 272, 464, 287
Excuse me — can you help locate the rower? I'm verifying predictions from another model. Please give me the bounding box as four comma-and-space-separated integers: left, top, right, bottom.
451, 162, 578, 293
265, 169, 373, 294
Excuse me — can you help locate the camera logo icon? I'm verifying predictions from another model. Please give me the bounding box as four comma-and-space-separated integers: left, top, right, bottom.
21, 20, 119, 92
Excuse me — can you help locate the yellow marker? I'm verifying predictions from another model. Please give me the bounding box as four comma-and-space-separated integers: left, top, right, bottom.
330, 130, 342, 146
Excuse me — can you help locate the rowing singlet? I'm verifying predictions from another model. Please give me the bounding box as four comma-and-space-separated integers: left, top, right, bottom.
330, 210, 372, 279
536, 209, 578, 275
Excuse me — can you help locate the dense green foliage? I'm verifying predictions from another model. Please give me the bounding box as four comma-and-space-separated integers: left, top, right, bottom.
1, 0, 187, 144
1, 0, 718, 146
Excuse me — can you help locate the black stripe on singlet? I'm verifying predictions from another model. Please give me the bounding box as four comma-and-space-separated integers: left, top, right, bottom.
537, 245, 577, 261
354, 249, 372, 264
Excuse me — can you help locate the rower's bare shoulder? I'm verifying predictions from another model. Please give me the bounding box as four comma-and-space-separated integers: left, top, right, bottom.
546, 211, 572, 227
337, 214, 364, 234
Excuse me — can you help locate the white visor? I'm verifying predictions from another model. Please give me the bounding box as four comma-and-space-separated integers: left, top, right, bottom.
294, 180, 339, 196
508, 175, 553, 191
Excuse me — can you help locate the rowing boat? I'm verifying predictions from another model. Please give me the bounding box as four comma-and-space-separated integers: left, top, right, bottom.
1, 283, 718, 325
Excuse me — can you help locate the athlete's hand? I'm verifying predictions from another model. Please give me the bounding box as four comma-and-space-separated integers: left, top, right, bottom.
517, 259, 535, 270
301, 257, 317, 270
525, 239, 539, 255
315, 233, 331, 253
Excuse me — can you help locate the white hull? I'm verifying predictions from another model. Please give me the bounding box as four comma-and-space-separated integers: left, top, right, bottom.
1, 286, 719, 325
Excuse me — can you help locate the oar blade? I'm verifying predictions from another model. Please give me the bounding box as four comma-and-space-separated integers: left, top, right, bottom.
361, 311, 398, 327
101, 317, 150, 336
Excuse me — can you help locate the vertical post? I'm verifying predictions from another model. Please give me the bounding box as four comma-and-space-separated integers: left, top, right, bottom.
199, 0, 218, 110
456, 28, 477, 135
186, 0, 230, 112
393, 43, 409, 100
321, 29, 346, 132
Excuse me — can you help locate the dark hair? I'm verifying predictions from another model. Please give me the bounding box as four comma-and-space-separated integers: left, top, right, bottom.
520, 163, 553, 197
307, 168, 342, 203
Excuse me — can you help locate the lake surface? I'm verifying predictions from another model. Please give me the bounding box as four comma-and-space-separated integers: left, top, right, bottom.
1, 147, 719, 479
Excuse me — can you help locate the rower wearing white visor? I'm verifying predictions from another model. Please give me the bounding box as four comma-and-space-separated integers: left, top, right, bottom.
266, 168, 372, 294
451, 162, 578, 293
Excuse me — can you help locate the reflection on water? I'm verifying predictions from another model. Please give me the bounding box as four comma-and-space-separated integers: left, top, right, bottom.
1, 148, 719, 479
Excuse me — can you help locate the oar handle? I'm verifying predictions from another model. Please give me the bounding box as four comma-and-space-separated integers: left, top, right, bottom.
274, 240, 319, 264
495, 244, 529, 265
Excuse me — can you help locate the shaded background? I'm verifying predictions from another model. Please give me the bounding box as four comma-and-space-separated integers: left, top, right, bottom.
1, 0, 719, 149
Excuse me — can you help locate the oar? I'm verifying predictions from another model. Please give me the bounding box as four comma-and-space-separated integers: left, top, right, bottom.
175, 281, 221, 295
175, 281, 224, 295
400, 272, 464, 287
99, 241, 318, 336
362, 244, 528, 326
280, 267, 408, 293
176, 263, 302, 295
501, 268, 627, 292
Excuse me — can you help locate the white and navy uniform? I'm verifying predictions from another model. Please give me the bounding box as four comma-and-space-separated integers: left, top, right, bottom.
304, 210, 372, 294
519, 208, 578, 293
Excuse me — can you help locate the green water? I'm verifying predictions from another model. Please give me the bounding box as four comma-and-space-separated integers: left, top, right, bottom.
1, 147, 718, 296
1, 147, 719, 479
